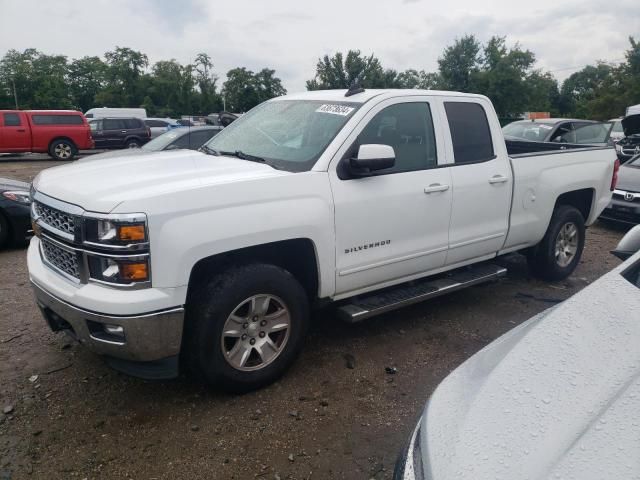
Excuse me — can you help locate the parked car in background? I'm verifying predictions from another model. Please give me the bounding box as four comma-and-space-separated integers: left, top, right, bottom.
0, 110, 93, 160
81, 126, 223, 161
206, 112, 239, 127
503, 118, 602, 143
84, 108, 147, 120
394, 226, 640, 480
89, 117, 151, 149
609, 117, 625, 143
143, 118, 179, 138
0, 177, 31, 249
28, 89, 616, 390
503, 118, 613, 154
600, 153, 640, 224
615, 114, 640, 163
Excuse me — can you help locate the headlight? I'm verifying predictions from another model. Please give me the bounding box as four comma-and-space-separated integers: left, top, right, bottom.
83, 215, 148, 247
615, 144, 622, 153
88, 255, 150, 285
2, 190, 31, 205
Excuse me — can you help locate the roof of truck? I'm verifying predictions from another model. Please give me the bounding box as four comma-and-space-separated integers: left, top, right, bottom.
278, 89, 486, 103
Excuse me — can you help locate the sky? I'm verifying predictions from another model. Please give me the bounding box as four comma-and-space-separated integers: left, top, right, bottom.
0, 0, 638, 92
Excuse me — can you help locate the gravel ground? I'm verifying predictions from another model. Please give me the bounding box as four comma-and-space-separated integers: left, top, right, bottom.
0, 159, 630, 479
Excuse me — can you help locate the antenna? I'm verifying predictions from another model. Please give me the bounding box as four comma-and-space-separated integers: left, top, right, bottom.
345, 73, 365, 97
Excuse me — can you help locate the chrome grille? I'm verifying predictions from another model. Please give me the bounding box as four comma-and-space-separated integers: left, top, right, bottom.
621, 146, 640, 156
41, 238, 80, 279
34, 201, 75, 236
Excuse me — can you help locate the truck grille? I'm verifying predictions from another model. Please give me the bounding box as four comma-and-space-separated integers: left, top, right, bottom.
621, 146, 640, 157
41, 238, 80, 279
34, 201, 76, 236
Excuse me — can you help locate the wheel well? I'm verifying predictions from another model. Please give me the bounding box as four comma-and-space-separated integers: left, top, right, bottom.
554, 188, 594, 221
48, 137, 77, 151
187, 239, 320, 301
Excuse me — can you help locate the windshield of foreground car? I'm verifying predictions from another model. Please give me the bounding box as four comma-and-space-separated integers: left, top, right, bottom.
502, 121, 553, 141
202, 100, 360, 172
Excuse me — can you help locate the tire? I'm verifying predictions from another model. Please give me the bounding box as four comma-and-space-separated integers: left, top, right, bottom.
185, 263, 310, 392
0, 213, 9, 249
125, 139, 141, 149
527, 205, 585, 281
49, 139, 76, 160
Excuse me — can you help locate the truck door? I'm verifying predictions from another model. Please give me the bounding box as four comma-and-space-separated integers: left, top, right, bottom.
329, 98, 453, 296
1, 112, 30, 152
442, 100, 512, 266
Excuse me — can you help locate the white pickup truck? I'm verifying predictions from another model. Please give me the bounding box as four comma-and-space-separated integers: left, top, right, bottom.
28, 89, 617, 391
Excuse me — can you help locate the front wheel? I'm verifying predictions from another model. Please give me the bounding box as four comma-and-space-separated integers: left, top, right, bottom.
527, 205, 585, 281
185, 263, 310, 392
49, 139, 76, 160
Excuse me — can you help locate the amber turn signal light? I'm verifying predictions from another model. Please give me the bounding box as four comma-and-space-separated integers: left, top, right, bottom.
119, 262, 149, 281
118, 224, 146, 242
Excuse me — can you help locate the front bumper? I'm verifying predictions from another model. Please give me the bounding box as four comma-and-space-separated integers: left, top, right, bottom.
32, 280, 184, 378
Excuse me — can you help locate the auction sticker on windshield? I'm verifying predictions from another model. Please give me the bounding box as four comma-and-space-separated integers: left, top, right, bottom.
316, 104, 355, 116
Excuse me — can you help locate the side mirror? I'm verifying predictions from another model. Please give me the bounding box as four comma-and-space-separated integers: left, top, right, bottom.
348, 144, 395, 177
612, 225, 640, 260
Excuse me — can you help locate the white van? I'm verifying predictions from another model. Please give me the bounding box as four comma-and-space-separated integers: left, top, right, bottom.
84, 108, 147, 119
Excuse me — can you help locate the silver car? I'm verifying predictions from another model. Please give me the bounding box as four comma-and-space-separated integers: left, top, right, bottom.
395, 226, 640, 480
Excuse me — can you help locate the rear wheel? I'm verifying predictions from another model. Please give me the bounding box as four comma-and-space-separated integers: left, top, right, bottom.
125, 139, 141, 149
49, 139, 76, 160
185, 263, 310, 392
527, 205, 585, 281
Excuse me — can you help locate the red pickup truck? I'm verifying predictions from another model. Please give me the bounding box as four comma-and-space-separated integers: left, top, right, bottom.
0, 110, 94, 160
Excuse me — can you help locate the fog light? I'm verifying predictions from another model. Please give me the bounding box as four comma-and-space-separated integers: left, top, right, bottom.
104, 324, 124, 337
120, 262, 148, 281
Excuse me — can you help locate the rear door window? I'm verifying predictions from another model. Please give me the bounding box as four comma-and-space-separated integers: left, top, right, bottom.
3, 113, 21, 126
444, 102, 495, 163
124, 119, 141, 129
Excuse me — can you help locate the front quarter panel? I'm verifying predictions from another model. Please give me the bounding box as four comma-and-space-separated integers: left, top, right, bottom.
114, 172, 335, 298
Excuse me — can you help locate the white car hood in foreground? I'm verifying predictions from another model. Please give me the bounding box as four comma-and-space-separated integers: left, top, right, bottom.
421, 252, 640, 480
32, 150, 287, 212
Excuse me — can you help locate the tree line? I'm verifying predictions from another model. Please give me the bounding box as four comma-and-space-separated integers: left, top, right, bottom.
0, 47, 286, 116
1, 35, 638, 120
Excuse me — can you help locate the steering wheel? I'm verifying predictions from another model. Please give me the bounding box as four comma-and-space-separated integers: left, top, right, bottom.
252, 126, 281, 146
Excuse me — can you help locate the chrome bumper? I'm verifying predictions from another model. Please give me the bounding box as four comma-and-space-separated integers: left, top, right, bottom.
32, 280, 184, 363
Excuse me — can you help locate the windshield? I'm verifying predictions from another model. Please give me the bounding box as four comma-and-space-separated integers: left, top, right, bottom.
503, 121, 553, 141
142, 130, 181, 151
612, 120, 624, 133
203, 100, 360, 172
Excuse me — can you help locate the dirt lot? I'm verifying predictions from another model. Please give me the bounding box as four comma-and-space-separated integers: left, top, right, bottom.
0, 158, 629, 479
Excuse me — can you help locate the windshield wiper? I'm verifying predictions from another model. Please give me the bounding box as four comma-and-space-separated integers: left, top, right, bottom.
211, 149, 268, 163
198, 144, 218, 156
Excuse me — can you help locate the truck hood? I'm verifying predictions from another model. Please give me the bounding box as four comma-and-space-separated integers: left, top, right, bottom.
421, 251, 640, 479
622, 113, 640, 137
32, 150, 288, 212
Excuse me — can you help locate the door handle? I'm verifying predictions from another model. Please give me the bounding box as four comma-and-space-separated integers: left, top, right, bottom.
121, 130, 127, 133
488, 175, 509, 184
16, 129, 25, 132
424, 183, 450, 194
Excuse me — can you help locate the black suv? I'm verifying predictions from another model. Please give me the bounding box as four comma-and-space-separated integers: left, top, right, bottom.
89, 117, 151, 149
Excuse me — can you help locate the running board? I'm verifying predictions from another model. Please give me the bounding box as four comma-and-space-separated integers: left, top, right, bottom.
336, 263, 507, 323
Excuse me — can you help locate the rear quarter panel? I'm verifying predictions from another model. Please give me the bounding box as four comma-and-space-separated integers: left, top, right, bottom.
504, 147, 616, 251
